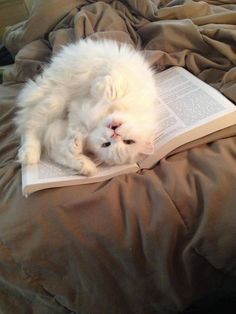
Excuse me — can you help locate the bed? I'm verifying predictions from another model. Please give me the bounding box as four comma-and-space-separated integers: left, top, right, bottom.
0, 1, 236, 313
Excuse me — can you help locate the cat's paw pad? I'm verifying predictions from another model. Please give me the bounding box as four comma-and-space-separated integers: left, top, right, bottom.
18, 144, 40, 164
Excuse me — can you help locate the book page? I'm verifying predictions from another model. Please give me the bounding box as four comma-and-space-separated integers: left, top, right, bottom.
22, 157, 138, 195
139, 66, 236, 168
38, 158, 78, 179
154, 67, 235, 143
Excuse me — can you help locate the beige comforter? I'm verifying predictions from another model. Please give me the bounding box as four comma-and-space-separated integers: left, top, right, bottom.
0, 1, 236, 313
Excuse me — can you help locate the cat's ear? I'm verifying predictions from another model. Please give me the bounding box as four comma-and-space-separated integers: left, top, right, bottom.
142, 141, 154, 155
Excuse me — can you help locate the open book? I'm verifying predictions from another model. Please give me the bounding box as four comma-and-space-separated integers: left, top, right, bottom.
22, 66, 236, 196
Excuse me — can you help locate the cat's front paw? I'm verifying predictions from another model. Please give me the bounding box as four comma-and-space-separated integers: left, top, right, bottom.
18, 143, 41, 164
72, 156, 97, 176
67, 133, 84, 157
78, 158, 97, 176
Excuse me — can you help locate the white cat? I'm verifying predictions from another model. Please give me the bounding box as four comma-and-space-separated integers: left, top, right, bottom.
15, 39, 158, 176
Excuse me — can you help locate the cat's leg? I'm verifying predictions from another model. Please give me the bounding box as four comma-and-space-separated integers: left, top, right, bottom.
17, 93, 67, 164
44, 120, 97, 176
53, 150, 97, 176
16, 84, 45, 164
51, 139, 98, 176
18, 131, 41, 164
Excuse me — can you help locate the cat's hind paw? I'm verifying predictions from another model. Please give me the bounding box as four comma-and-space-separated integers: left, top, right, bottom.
18, 144, 41, 164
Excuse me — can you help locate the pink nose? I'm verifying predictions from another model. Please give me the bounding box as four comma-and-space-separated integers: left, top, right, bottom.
108, 122, 122, 130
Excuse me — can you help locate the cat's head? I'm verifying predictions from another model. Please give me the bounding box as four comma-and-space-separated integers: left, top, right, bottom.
86, 112, 155, 165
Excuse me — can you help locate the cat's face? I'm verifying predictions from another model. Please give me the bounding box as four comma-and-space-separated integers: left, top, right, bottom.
86, 112, 154, 165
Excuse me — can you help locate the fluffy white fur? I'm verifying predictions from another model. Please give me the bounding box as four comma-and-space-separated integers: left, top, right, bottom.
15, 39, 158, 176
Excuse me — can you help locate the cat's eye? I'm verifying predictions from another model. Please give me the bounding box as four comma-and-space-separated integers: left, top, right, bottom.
123, 139, 135, 145
101, 142, 111, 148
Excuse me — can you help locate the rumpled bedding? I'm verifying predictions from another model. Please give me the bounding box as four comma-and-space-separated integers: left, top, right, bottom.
0, 1, 236, 313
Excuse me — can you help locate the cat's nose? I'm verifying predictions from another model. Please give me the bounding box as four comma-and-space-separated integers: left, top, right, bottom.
108, 123, 122, 130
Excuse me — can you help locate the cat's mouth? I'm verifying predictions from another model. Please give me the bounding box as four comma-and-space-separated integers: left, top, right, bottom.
111, 132, 120, 139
